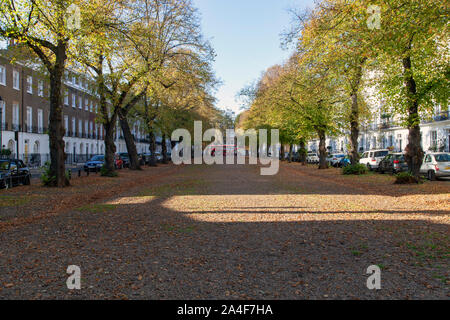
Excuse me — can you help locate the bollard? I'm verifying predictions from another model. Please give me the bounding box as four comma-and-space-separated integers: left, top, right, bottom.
78, 169, 81, 177
68, 169, 72, 180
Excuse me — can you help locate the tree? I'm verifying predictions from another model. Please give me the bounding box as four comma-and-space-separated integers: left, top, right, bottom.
368, 0, 448, 177
286, 0, 373, 165
1, 0, 78, 186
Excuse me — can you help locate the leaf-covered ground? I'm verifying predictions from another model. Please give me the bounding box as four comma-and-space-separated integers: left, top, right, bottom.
0, 163, 448, 299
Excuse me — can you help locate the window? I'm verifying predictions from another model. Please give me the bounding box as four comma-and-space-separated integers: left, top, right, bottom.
85, 120, 89, 137
79, 96, 82, 109
38, 109, 43, 133
64, 90, 69, 105
79, 120, 83, 137
38, 80, 44, 97
26, 75, 33, 94
90, 101, 93, 113
72, 118, 76, 136
64, 115, 68, 135
0, 65, 5, 85
13, 70, 20, 90
89, 122, 93, 137
85, 98, 89, 111
430, 131, 437, 149
12, 103, 19, 129
26, 107, 33, 132
73, 75, 77, 86
72, 94, 76, 108
0, 100, 5, 128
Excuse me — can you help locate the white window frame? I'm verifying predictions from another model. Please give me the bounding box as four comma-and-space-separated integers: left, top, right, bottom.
38, 80, 44, 97
64, 115, 69, 135
0, 65, 6, 86
12, 103, 19, 127
85, 98, 89, 111
26, 106, 33, 132
0, 101, 5, 126
38, 109, 44, 133
72, 118, 76, 136
13, 69, 20, 90
64, 90, 69, 105
72, 94, 76, 108
26, 75, 33, 94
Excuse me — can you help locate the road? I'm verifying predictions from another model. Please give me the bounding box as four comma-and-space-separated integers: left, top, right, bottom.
0, 163, 448, 299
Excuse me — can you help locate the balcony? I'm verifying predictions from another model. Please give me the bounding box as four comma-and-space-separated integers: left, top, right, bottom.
433, 111, 449, 122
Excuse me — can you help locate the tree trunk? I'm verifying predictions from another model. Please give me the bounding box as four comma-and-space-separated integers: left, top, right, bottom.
149, 128, 157, 167
162, 133, 169, 164
104, 122, 116, 173
299, 140, 307, 165
403, 55, 424, 177
48, 42, 69, 187
349, 91, 360, 165
119, 111, 141, 170
318, 129, 328, 169
349, 59, 365, 165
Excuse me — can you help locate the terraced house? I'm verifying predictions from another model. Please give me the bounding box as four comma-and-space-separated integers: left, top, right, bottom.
307, 101, 450, 155
0, 55, 153, 167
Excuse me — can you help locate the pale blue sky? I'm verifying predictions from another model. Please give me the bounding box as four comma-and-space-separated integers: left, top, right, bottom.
193, 0, 314, 114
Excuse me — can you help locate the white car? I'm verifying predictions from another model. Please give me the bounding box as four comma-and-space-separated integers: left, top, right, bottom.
306, 152, 319, 164
420, 153, 450, 180
359, 149, 389, 170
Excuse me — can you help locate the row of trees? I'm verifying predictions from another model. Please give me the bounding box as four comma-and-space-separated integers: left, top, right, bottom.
0, 0, 222, 186
239, 0, 448, 176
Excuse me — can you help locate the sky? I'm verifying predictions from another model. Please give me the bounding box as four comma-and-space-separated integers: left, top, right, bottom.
193, 0, 314, 115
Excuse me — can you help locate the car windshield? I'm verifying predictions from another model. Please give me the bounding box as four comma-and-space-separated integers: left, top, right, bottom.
91, 155, 104, 161
375, 151, 389, 157
0, 160, 9, 170
435, 154, 450, 162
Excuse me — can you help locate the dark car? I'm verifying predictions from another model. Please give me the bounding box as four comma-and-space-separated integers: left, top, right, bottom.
378, 153, 408, 174
0, 159, 31, 189
84, 155, 104, 172
118, 153, 130, 168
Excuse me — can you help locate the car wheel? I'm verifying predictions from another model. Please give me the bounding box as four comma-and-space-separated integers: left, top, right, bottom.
428, 170, 436, 181
367, 164, 372, 171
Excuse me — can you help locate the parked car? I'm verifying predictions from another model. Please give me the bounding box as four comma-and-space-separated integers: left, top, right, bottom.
327, 153, 346, 167
378, 153, 408, 174
84, 155, 104, 172
118, 153, 130, 168
420, 153, 450, 180
0, 159, 31, 189
359, 149, 389, 170
291, 152, 301, 162
306, 152, 319, 164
